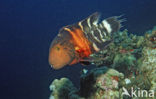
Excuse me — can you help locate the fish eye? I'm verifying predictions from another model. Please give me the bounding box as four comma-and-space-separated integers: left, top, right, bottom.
56, 46, 60, 51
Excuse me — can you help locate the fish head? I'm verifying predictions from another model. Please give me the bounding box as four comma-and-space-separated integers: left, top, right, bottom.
49, 29, 75, 69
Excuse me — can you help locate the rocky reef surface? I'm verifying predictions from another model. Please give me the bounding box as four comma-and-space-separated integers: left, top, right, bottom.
49, 27, 156, 99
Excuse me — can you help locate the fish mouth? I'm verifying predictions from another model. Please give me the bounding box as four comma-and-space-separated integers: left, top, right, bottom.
50, 64, 58, 69
50, 65, 53, 68
50, 63, 58, 68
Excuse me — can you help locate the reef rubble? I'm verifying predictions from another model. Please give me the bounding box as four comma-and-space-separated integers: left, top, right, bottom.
49, 26, 156, 99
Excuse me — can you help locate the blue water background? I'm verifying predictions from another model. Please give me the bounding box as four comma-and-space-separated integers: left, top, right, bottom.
0, 0, 156, 99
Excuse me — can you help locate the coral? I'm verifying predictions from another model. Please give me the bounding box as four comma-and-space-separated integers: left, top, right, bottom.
140, 47, 156, 91
90, 29, 144, 76
91, 68, 124, 99
139, 27, 156, 91
144, 29, 156, 48
112, 53, 136, 72
49, 78, 77, 99
78, 67, 123, 99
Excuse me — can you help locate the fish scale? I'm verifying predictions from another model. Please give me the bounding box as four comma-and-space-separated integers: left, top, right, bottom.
49, 12, 123, 69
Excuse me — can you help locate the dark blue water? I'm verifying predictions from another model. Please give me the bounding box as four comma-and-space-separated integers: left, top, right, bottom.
0, 0, 156, 99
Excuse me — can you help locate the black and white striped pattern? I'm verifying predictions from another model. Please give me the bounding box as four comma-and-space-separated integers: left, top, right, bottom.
78, 12, 123, 51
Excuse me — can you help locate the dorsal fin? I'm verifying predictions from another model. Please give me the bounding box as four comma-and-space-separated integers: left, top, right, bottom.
87, 12, 100, 26
78, 12, 123, 51
78, 12, 100, 33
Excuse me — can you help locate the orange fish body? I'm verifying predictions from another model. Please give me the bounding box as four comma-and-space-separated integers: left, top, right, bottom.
49, 12, 122, 69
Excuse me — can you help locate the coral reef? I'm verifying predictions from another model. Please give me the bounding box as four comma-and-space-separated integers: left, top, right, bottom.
81, 67, 124, 99
139, 28, 156, 91
140, 47, 156, 91
90, 29, 145, 76
49, 26, 156, 99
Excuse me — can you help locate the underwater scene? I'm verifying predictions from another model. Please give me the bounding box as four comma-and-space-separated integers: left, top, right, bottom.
0, 0, 156, 99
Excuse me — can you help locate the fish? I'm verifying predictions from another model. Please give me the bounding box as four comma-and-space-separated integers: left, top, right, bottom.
150, 36, 156, 42
49, 12, 123, 69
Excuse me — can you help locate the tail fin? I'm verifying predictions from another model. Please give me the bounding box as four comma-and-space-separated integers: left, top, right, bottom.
100, 15, 125, 34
